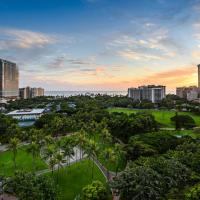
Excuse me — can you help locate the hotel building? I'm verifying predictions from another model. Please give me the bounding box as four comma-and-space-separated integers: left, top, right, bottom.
0, 59, 19, 99
19, 87, 44, 99
128, 85, 166, 103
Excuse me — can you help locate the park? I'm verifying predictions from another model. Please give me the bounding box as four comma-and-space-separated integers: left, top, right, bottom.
2, 95, 200, 199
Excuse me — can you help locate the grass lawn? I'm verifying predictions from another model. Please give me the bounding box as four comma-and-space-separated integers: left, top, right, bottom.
0, 146, 47, 177
169, 130, 200, 139
108, 107, 200, 128
49, 159, 108, 200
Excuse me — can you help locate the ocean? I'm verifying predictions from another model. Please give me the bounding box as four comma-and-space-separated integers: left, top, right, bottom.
45, 91, 127, 97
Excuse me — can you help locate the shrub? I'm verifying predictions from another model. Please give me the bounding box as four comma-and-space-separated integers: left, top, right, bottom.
82, 181, 107, 200
193, 127, 200, 134
185, 183, 200, 200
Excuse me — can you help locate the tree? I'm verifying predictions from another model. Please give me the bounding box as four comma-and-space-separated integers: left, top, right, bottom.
126, 140, 156, 161
85, 139, 99, 180
101, 128, 112, 145
29, 129, 44, 146
107, 112, 157, 142
102, 147, 116, 180
82, 181, 107, 200
76, 130, 87, 159
128, 131, 182, 155
0, 114, 19, 144
63, 142, 74, 166
5, 171, 57, 200
110, 166, 164, 200
167, 142, 200, 174
8, 137, 20, 170
185, 183, 200, 200
114, 143, 126, 176
135, 156, 191, 191
49, 156, 57, 175
43, 144, 56, 161
171, 113, 196, 129
54, 152, 65, 182
27, 142, 40, 171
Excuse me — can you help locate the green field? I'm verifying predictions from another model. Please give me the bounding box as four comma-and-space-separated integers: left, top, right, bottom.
50, 159, 108, 200
0, 146, 47, 177
169, 130, 200, 139
108, 108, 200, 128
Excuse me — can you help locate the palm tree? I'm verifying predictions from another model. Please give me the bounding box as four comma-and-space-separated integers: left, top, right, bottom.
114, 143, 126, 176
76, 130, 87, 159
85, 139, 99, 180
103, 147, 116, 180
63, 144, 74, 166
52, 116, 64, 136
43, 144, 55, 161
43, 135, 54, 146
27, 142, 40, 171
8, 137, 20, 170
83, 121, 97, 139
55, 152, 65, 183
49, 156, 57, 175
101, 128, 112, 145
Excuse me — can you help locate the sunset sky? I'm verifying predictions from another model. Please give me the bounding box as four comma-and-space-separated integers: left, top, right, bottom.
0, 0, 200, 92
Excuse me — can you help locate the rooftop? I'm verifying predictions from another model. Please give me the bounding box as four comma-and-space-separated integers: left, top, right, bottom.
7, 108, 45, 115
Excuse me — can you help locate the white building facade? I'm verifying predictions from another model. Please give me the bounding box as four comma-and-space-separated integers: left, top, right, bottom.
128, 85, 166, 103
7, 109, 45, 121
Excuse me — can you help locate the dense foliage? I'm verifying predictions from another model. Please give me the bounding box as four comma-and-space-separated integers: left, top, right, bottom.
111, 156, 191, 199
0, 114, 21, 143
185, 183, 200, 200
107, 112, 158, 142
126, 131, 185, 160
5, 171, 57, 200
171, 114, 196, 129
82, 181, 107, 200
111, 139, 200, 200
2, 95, 200, 200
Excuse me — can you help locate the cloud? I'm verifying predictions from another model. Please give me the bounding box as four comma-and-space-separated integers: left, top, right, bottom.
118, 49, 163, 60
87, 65, 197, 91
0, 28, 57, 49
192, 51, 200, 58
127, 65, 197, 89
106, 27, 180, 61
108, 32, 169, 51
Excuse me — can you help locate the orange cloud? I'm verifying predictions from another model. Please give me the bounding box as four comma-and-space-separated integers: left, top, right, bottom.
82, 65, 197, 92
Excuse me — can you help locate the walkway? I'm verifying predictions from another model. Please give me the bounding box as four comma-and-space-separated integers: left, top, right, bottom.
0, 142, 29, 152
93, 158, 120, 200
1, 141, 120, 199
0, 193, 18, 200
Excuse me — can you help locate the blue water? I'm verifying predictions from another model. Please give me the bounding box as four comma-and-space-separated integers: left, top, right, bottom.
18, 121, 35, 127
45, 91, 127, 97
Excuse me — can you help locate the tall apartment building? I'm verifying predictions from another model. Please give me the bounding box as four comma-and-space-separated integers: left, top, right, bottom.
176, 65, 200, 101
128, 85, 166, 103
198, 64, 200, 88
19, 86, 44, 99
176, 86, 199, 101
0, 59, 19, 99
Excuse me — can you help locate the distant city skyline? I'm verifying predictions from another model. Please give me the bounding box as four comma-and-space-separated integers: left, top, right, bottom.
0, 0, 200, 92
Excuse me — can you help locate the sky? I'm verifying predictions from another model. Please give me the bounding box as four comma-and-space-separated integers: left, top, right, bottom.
0, 0, 200, 92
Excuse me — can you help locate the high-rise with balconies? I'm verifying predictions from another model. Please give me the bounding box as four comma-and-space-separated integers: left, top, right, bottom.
0, 59, 19, 99
128, 85, 166, 103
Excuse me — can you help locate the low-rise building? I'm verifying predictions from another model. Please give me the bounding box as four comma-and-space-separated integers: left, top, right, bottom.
7, 108, 45, 121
